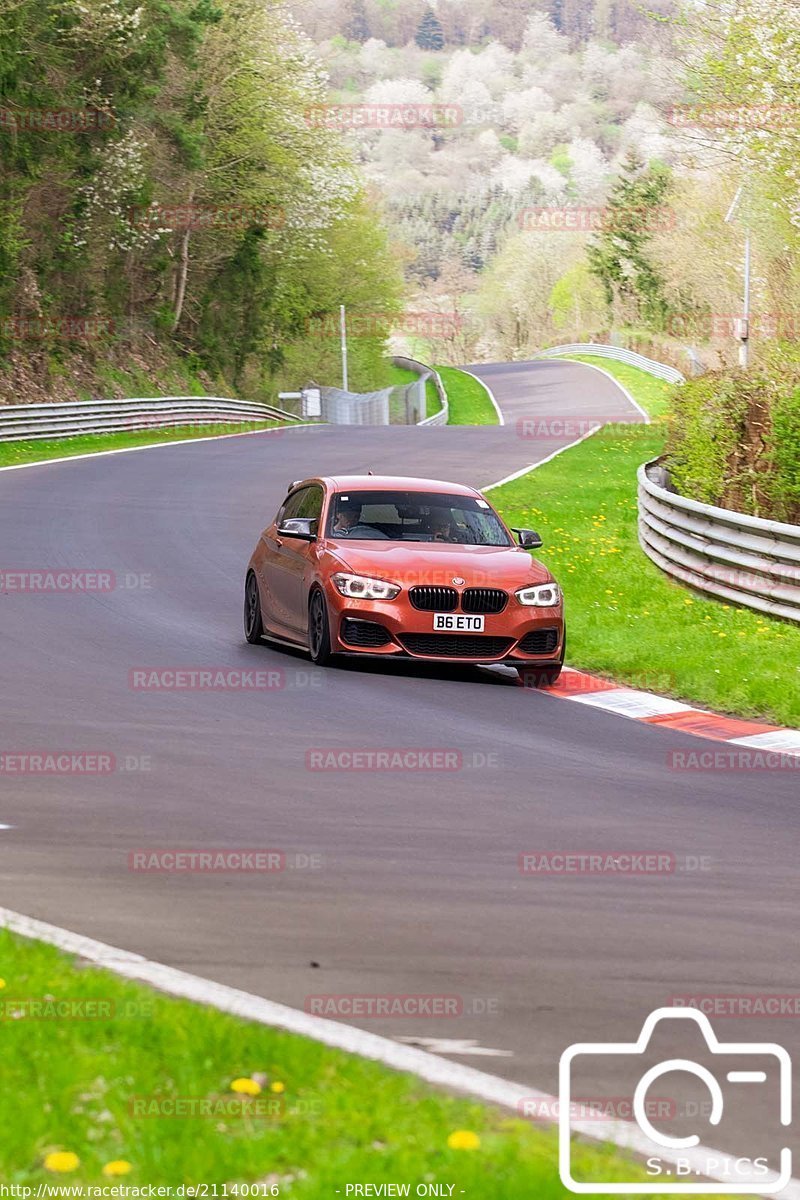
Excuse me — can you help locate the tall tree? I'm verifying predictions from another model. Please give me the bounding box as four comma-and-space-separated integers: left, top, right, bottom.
343, 0, 370, 44
586, 153, 672, 328
416, 7, 445, 51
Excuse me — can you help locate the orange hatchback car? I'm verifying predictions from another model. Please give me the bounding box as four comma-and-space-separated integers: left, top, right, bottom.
244, 475, 565, 684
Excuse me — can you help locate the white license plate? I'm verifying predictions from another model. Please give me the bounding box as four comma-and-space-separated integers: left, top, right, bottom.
433, 613, 485, 632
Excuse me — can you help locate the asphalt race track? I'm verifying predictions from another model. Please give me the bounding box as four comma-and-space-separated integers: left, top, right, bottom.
1, 359, 798, 1164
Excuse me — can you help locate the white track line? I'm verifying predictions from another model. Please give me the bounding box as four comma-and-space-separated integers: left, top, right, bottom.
455, 367, 505, 425
1, 906, 796, 1198
482, 356, 650, 491
0, 424, 317, 474
536, 355, 651, 425
484, 424, 602, 491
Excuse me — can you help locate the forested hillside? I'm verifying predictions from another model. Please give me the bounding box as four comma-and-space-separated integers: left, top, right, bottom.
290, 0, 800, 372
6, 0, 800, 401
290, 0, 675, 52
0, 0, 402, 404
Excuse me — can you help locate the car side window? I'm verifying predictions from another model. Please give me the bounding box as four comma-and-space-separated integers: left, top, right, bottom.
277, 488, 308, 525
294, 486, 323, 522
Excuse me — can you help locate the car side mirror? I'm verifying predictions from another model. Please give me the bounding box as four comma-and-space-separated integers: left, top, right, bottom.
278, 517, 317, 541
513, 527, 543, 550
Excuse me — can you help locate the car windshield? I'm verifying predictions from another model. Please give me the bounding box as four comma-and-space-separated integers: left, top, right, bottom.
326, 490, 512, 546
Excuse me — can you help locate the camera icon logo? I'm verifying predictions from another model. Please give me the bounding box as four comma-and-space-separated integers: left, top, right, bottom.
559, 1007, 792, 1193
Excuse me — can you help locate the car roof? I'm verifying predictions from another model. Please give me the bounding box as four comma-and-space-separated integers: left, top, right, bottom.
319, 474, 482, 497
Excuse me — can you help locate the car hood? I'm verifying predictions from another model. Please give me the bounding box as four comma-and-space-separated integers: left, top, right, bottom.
326, 540, 555, 588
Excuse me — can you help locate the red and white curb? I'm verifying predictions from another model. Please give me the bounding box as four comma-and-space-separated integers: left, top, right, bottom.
1, 905, 797, 1198
481, 359, 800, 765
535, 667, 800, 761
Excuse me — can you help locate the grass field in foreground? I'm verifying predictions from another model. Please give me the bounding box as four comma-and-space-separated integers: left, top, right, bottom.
0, 928, 734, 1197
0, 421, 286, 469
490, 361, 800, 726
436, 365, 499, 424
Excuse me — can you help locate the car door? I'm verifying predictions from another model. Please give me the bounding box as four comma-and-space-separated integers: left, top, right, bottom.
260, 485, 323, 636
258, 488, 305, 633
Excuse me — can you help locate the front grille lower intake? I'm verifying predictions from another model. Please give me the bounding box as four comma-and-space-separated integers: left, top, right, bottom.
517, 627, 560, 655
399, 633, 513, 659
341, 618, 392, 648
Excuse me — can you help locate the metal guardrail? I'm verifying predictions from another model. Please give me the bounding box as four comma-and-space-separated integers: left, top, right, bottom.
536, 343, 686, 385
391, 356, 449, 426
318, 384, 391, 425
0, 396, 301, 441
638, 460, 800, 623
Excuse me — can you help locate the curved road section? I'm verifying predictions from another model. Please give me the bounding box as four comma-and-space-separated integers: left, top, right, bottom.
1, 360, 797, 1162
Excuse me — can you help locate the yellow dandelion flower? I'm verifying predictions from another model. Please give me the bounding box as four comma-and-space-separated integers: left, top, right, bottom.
230, 1077, 262, 1096
447, 1130, 480, 1151
0, 978, 6, 989
44, 1152, 80, 1174
270, 1081, 285, 1094
103, 1161, 132, 1177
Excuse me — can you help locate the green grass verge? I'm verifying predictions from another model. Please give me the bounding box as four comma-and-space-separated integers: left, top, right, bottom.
0, 929, 730, 1195
550, 354, 675, 419
384, 364, 418, 389
0, 421, 285, 469
491, 359, 800, 727
436, 365, 499, 425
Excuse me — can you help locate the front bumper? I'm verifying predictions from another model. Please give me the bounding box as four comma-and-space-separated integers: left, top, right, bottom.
327, 591, 565, 664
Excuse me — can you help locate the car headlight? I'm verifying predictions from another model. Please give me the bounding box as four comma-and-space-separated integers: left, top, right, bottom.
332, 572, 401, 601
515, 582, 561, 607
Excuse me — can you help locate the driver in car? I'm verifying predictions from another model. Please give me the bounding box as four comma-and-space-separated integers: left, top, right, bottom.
331, 500, 361, 536
427, 508, 457, 542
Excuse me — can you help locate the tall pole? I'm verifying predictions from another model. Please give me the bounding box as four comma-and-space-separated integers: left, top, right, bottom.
725, 185, 752, 370
340, 304, 349, 391
740, 226, 751, 370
